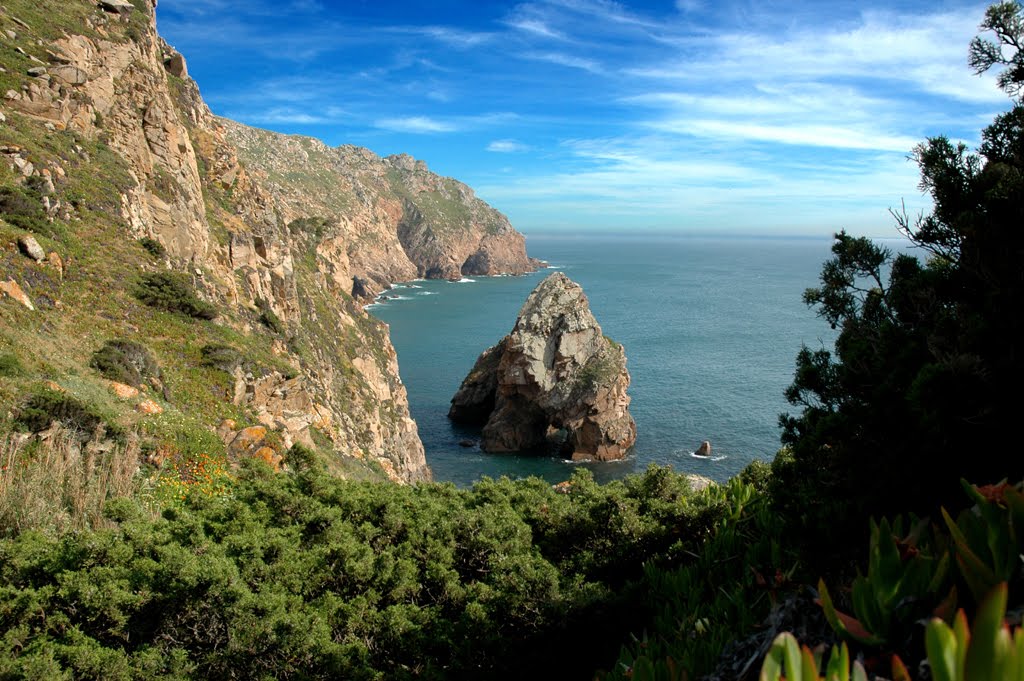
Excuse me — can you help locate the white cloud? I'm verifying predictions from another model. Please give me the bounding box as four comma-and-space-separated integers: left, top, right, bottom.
521, 51, 602, 72
374, 116, 457, 133
506, 18, 568, 40
487, 139, 531, 153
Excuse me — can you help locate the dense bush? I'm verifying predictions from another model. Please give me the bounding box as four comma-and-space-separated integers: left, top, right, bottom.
198, 343, 243, 373
0, 185, 62, 239
0, 464, 733, 680
13, 388, 106, 437
255, 298, 285, 334
132, 272, 217, 320
0, 353, 23, 377
138, 236, 166, 258
90, 339, 161, 388
772, 2, 1024, 554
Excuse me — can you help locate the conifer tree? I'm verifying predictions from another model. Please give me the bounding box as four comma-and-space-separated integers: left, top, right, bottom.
772, 1, 1024, 547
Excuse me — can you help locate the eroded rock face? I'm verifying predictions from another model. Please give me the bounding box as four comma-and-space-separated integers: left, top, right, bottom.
450, 273, 636, 461
0, 0, 430, 483
220, 124, 542, 294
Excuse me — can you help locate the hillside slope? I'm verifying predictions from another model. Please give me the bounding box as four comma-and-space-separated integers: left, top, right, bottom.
0, 0, 534, 483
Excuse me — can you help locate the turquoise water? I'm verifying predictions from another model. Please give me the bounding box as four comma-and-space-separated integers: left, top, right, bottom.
370, 234, 839, 487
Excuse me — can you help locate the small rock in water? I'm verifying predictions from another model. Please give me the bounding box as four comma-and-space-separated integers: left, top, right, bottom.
457, 439, 476, 448
694, 440, 712, 457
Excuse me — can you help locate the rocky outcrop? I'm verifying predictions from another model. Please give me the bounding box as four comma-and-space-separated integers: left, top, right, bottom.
450, 273, 636, 461
220, 123, 542, 294
0, 0, 432, 483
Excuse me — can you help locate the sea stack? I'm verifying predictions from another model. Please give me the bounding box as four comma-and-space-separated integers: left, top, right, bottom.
449, 272, 637, 461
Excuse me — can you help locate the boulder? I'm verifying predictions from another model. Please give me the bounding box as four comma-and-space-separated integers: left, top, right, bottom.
98, 0, 135, 14
164, 53, 188, 78
136, 399, 163, 415
449, 272, 636, 461
17, 234, 45, 262
0, 279, 34, 310
351, 275, 371, 300
50, 65, 89, 86
694, 440, 712, 457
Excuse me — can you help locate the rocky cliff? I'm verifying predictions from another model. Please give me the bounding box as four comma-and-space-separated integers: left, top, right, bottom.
0, 0, 533, 483
221, 122, 542, 296
450, 273, 637, 461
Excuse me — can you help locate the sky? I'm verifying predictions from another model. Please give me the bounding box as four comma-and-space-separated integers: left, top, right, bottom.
155, 0, 1012, 236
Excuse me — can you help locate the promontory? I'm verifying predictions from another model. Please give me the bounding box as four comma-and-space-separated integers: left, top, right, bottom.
449, 272, 637, 460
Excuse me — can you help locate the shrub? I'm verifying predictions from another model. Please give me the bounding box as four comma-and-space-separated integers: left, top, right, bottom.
0, 185, 63, 239
0, 353, 23, 377
132, 272, 217, 320
199, 343, 243, 373
91, 339, 161, 388
256, 298, 285, 334
138, 236, 166, 258
14, 388, 106, 437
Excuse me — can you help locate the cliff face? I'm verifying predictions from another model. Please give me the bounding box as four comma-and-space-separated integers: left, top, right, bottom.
221, 123, 541, 295
450, 273, 637, 461
0, 0, 541, 483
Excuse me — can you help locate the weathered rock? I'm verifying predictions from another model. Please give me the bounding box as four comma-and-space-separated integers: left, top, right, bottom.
164, 52, 187, 78
109, 381, 140, 399
136, 399, 163, 415
50, 65, 88, 86
0, 279, 34, 310
17, 234, 45, 261
694, 440, 712, 457
351, 275, 371, 300
450, 273, 636, 461
47, 251, 64, 279
686, 474, 715, 492
458, 439, 476, 448
98, 0, 135, 14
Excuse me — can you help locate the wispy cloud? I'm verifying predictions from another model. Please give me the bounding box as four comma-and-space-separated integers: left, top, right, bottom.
157, 0, 1007, 234
506, 17, 567, 40
487, 139, 531, 153
374, 116, 458, 134
521, 51, 601, 72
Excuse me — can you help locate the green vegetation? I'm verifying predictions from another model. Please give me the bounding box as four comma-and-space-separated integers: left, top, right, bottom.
255, 298, 284, 334
198, 344, 244, 374
1, 2, 1023, 679
0, 464, 739, 680
13, 387, 108, 438
132, 272, 218, 321
90, 340, 162, 389
139, 237, 167, 259
772, 0, 1024, 556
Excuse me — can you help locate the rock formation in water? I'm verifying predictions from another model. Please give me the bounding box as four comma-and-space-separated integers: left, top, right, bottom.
0, 0, 535, 483
449, 273, 637, 461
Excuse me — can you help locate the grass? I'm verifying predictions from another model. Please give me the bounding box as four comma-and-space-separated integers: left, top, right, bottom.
0, 424, 148, 536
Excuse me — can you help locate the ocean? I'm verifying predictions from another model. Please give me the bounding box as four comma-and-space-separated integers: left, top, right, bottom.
369, 234, 842, 487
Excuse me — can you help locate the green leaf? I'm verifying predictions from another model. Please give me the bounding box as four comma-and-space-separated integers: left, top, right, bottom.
818, 579, 884, 646
964, 583, 1008, 681
926, 617, 958, 681
824, 643, 850, 681
943, 507, 999, 601
801, 644, 819, 680
760, 633, 790, 681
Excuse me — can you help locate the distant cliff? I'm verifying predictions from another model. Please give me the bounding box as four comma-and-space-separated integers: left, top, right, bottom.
222, 121, 541, 295
0, 0, 535, 482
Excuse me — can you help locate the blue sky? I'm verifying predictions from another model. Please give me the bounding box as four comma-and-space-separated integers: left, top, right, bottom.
156, 0, 1010, 236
